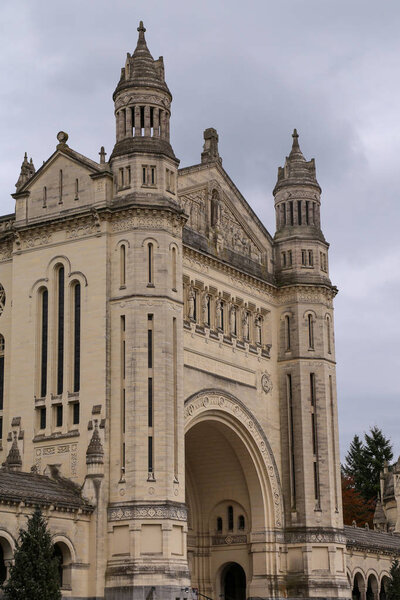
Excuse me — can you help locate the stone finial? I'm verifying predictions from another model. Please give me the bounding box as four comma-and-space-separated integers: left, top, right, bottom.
15, 152, 35, 191
86, 421, 104, 465
137, 20, 146, 35
274, 129, 319, 193
201, 128, 222, 164
99, 146, 106, 164
5, 432, 22, 472
56, 131, 69, 149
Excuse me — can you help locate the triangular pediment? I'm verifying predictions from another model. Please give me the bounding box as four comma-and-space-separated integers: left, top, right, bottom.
179, 164, 273, 269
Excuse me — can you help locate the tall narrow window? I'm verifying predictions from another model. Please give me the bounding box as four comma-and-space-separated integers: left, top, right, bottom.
75, 178, 79, 200
285, 315, 291, 351
0, 336, 4, 411
120, 245, 126, 287
147, 322, 153, 368
217, 517, 223, 533
305, 200, 310, 225
73, 283, 81, 393
56, 404, 63, 427
39, 407, 46, 430
297, 200, 302, 225
287, 374, 296, 508
43, 186, 47, 208
148, 436, 153, 473
326, 316, 332, 354
40, 289, 48, 398
238, 515, 245, 530
148, 377, 153, 427
148, 243, 153, 285
59, 170, 63, 204
310, 373, 316, 406
228, 505, 234, 531
0, 416, 3, 439
171, 246, 177, 290
289, 201, 294, 225
72, 402, 80, 425
282, 203, 286, 226
308, 314, 314, 349
57, 267, 65, 395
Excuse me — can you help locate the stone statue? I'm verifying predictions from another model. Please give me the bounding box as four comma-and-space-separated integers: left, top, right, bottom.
242, 311, 249, 340
230, 305, 236, 335
188, 288, 196, 320
202, 293, 209, 325
255, 314, 262, 344
216, 298, 222, 330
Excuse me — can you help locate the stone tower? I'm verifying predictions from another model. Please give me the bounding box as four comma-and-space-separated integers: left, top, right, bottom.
274, 131, 346, 597
107, 22, 189, 597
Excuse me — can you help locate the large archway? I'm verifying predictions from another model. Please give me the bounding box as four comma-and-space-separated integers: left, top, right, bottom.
184, 390, 283, 597
222, 562, 246, 600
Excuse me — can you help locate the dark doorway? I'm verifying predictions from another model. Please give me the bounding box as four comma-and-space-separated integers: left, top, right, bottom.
222, 563, 246, 600
0, 544, 6, 585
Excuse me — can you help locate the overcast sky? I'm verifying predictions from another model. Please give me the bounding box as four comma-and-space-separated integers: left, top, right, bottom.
0, 0, 399, 460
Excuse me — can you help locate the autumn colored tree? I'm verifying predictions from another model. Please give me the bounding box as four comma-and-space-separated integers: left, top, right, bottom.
341, 473, 375, 526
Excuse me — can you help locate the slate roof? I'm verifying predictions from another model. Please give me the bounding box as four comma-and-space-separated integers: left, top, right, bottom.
0, 469, 94, 513
345, 525, 400, 553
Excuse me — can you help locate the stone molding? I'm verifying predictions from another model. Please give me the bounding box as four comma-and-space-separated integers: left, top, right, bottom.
285, 528, 347, 545
184, 389, 284, 528
212, 534, 247, 545
108, 502, 187, 522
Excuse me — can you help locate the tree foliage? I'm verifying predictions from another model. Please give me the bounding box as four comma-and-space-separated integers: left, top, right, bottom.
341, 473, 375, 526
387, 559, 400, 600
342, 426, 393, 502
2, 507, 61, 600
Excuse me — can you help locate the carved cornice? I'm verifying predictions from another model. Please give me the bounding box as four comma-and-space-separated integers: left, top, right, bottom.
285, 528, 347, 545
108, 501, 187, 522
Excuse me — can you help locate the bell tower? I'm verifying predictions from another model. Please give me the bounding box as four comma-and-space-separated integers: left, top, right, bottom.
110, 21, 178, 197
107, 23, 189, 599
274, 132, 348, 598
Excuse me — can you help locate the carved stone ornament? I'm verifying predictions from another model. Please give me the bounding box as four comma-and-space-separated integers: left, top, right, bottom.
108, 502, 187, 522
0, 284, 6, 315
261, 372, 273, 394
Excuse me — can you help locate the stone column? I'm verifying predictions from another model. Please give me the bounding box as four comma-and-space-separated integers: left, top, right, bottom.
153, 108, 160, 138
134, 106, 141, 137
165, 112, 170, 141
144, 106, 151, 136
160, 110, 166, 139
126, 107, 132, 138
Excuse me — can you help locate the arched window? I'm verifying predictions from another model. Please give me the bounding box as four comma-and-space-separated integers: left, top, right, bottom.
238, 515, 245, 530
217, 517, 223, 533
120, 244, 126, 287
171, 246, 177, 290
308, 314, 314, 350
72, 282, 81, 393
227, 505, 234, 531
147, 243, 154, 285
56, 266, 65, 395
285, 315, 291, 351
326, 316, 332, 354
210, 191, 219, 227
0, 335, 4, 411
40, 289, 48, 398
54, 544, 63, 587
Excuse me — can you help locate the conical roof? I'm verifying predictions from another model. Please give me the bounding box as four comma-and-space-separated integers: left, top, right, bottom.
274, 129, 320, 194
5, 433, 22, 471
86, 422, 104, 465
113, 21, 171, 99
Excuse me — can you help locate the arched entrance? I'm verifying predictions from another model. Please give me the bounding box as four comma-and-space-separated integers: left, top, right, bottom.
222, 563, 246, 600
184, 390, 283, 598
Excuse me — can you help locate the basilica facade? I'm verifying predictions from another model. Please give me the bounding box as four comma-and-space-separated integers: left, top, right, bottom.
0, 21, 398, 600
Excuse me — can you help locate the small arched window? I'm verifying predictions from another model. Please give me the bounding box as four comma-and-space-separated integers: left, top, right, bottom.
227, 505, 234, 531
238, 515, 245, 530
147, 243, 154, 285
120, 244, 126, 287
171, 246, 177, 290
210, 191, 219, 227
217, 517, 223, 533
308, 314, 314, 350
326, 316, 332, 354
285, 315, 291, 351
54, 544, 63, 587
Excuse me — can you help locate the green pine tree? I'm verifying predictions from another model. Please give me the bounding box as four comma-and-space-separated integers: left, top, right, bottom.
363, 426, 393, 501
343, 434, 368, 494
2, 507, 61, 600
387, 559, 400, 600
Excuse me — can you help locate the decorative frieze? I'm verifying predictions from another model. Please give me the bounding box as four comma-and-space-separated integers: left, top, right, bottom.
108, 502, 187, 522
